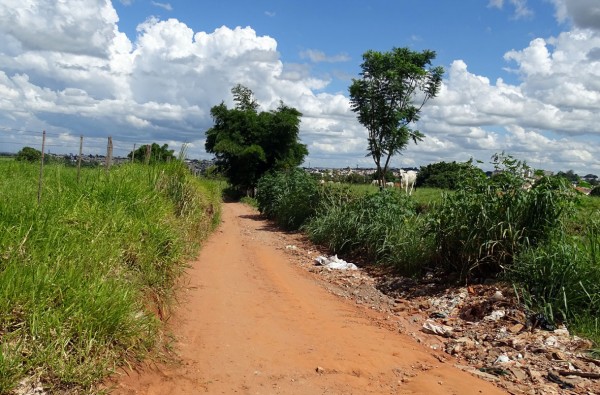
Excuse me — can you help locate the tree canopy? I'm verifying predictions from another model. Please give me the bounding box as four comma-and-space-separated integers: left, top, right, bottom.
205, 84, 307, 192
16, 146, 42, 162
128, 143, 175, 163
556, 169, 580, 183
417, 161, 483, 190
349, 47, 443, 185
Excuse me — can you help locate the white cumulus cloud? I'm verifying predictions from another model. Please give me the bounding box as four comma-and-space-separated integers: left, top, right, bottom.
0, 0, 599, 175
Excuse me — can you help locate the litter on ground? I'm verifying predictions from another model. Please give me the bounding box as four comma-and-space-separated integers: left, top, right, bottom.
314, 255, 358, 270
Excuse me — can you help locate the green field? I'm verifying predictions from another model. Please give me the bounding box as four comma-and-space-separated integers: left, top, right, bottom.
0, 159, 222, 393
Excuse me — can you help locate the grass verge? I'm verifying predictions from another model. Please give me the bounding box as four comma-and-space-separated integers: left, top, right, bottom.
0, 160, 221, 393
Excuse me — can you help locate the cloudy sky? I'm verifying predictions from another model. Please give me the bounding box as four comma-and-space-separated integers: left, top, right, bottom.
0, 0, 599, 174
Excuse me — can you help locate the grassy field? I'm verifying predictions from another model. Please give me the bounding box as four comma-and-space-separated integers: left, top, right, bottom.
335, 183, 446, 202
0, 160, 222, 393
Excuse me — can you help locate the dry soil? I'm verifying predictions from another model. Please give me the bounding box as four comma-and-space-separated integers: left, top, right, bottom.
110, 202, 507, 395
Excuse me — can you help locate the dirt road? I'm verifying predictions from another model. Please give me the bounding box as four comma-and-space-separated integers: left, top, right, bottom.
112, 202, 506, 395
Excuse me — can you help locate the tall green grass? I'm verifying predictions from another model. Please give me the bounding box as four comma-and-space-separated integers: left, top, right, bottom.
303, 188, 431, 275
509, 214, 600, 346
256, 169, 320, 230
256, 171, 431, 275
429, 157, 573, 279
0, 160, 221, 393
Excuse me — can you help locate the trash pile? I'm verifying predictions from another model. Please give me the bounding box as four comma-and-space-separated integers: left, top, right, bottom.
279, 238, 600, 394
390, 284, 600, 395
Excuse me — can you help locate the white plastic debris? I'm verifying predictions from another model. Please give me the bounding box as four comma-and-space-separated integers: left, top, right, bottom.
553, 327, 570, 337
421, 320, 454, 337
484, 310, 506, 321
490, 290, 504, 301
314, 255, 358, 270
495, 354, 510, 364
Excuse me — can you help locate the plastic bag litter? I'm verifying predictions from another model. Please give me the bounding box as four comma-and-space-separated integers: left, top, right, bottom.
484, 310, 506, 321
314, 255, 358, 270
421, 320, 454, 337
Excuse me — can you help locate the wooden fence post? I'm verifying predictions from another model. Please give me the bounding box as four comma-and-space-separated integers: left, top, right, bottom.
131, 143, 136, 164
37, 130, 46, 204
105, 136, 113, 172
145, 144, 151, 165
77, 135, 83, 182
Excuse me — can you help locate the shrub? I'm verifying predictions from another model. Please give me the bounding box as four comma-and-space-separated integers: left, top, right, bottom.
15, 146, 42, 162
416, 160, 483, 190
429, 153, 574, 280
256, 169, 320, 230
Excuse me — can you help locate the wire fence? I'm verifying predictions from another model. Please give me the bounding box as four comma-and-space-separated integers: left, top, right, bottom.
0, 125, 171, 161
0, 126, 214, 203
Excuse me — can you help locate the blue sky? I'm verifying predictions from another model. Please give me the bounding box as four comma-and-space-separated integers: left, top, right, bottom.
113, 0, 560, 87
0, 0, 599, 174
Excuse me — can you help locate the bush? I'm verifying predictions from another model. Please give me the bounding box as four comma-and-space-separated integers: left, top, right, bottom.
15, 146, 42, 162
590, 186, 600, 197
256, 169, 320, 230
429, 153, 574, 280
416, 160, 483, 190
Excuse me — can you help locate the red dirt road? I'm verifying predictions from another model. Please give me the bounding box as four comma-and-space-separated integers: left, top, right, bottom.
112, 202, 507, 395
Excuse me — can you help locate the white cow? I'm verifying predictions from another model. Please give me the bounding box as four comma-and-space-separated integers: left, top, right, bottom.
399, 170, 417, 195
371, 180, 394, 188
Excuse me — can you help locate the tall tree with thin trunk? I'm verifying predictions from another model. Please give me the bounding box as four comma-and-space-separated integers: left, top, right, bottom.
349, 47, 444, 186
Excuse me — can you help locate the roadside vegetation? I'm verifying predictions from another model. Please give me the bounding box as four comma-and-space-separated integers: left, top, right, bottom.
255, 154, 600, 349
0, 159, 221, 394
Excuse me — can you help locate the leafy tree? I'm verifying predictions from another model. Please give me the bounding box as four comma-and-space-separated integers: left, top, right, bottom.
16, 146, 42, 162
344, 172, 367, 184
583, 174, 598, 186
417, 161, 484, 190
205, 84, 307, 193
128, 143, 175, 163
349, 47, 444, 186
556, 169, 579, 183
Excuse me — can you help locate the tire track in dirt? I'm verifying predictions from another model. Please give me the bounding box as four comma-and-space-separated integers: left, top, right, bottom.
110, 202, 507, 394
